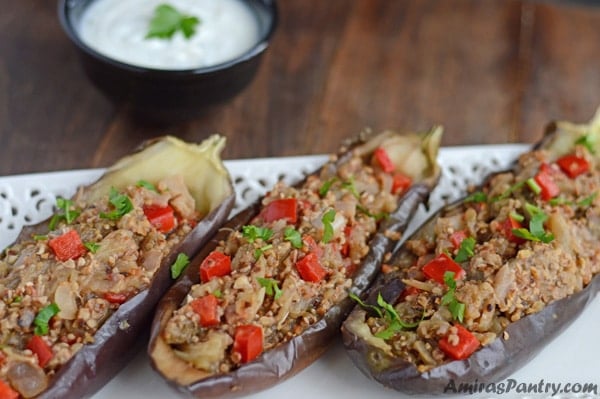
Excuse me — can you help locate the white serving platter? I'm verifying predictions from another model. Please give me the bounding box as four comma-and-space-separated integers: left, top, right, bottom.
1, 145, 598, 399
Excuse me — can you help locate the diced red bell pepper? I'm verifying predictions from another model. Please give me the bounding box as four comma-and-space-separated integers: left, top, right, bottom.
501, 217, 524, 244
0, 379, 19, 399
143, 204, 175, 233
392, 172, 412, 194
340, 242, 350, 257
422, 253, 465, 285
302, 234, 323, 257
190, 294, 220, 327
534, 164, 560, 200
233, 324, 263, 363
199, 251, 232, 283
27, 335, 53, 368
48, 230, 86, 261
556, 154, 590, 178
449, 230, 468, 249
373, 147, 395, 173
262, 198, 298, 223
296, 252, 327, 282
438, 324, 480, 360
500, 217, 525, 244
103, 292, 128, 304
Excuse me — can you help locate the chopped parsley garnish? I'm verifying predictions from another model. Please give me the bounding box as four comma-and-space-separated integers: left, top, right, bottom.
454, 237, 475, 263
548, 197, 572, 206
442, 271, 465, 322
49, 197, 81, 230
349, 292, 383, 317
34, 303, 60, 335
146, 4, 200, 40
136, 180, 157, 192
84, 242, 100, 253
284, 227, 303, 248
509, 211, 525, 222
374, 293, 420, 339
578, 192, 598, 207
319, 177, 338, 197
100, 188, 134, 220
511, 203, 554, 243
242, 225, 273, 243
349, 292, 419, 339
356, 205, 389, 221
33, 234, 48, 241
548, 192, 597, 208
254, 244, 273, 260
575, 134, 596, 154
464, 191, 488, 203
319, 177, 360, 199
526, 177, 542, 195
170, 253, 190, 279
213, 289, 223, 298
341, 177, 360, 199
321, 209, 336, 243
257, 277, 282, 300
492, 181, 526, 202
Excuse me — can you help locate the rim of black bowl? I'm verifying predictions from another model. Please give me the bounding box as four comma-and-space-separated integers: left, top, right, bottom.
57, 0, 278, 76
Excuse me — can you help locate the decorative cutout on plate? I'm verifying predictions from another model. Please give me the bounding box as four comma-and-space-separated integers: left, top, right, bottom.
0, 146, 528, 249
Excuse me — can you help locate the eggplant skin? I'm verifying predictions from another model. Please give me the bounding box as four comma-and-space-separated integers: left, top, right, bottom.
343, 276, 599, 395
341, 111, 600, 395
148, 128, 443, 399
33, 135, 235, 399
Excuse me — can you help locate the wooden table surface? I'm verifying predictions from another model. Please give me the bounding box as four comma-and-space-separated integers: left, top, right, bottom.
2, 0, 600, 176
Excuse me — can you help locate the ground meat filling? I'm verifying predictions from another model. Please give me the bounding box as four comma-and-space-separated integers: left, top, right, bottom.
359, 143, 600, 372
163, 151, 410, 374
0, 175, 200, 397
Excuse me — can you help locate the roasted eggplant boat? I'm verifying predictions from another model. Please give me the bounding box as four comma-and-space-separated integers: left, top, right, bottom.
0, 135, 234, 399
148, 127, 443, 398
342, 111, 600, 394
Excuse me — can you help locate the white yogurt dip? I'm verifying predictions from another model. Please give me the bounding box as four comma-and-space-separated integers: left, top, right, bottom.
77, 0, 261, 70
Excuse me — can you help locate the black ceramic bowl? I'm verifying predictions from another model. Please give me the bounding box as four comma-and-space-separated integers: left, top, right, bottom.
58, 0, 277, 123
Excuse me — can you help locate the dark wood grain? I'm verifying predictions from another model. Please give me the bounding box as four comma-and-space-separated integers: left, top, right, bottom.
2, 0, 600, 176
520, 1, 600, 141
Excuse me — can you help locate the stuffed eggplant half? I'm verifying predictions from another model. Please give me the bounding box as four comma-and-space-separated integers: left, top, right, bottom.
0, 135, 234, 399
148, 127, 443, 398
342, 112, 600, 394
